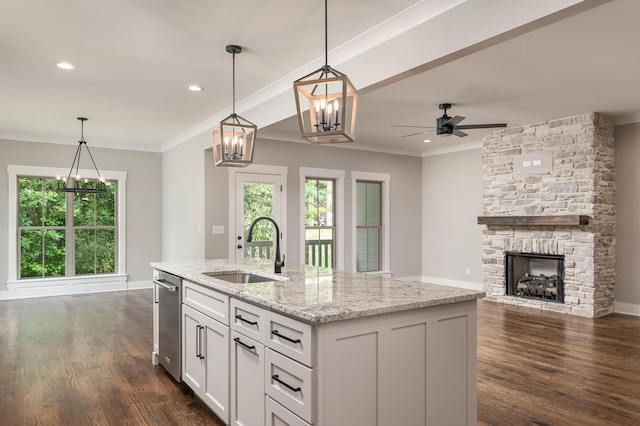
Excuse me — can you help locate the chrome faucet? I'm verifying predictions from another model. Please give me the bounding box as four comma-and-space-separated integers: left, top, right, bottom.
246, 216, 285, 273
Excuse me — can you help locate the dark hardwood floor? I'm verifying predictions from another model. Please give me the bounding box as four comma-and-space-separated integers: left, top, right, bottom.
0, 290, 223, 426
477, 299, 640, 426
0, 290, 638, 425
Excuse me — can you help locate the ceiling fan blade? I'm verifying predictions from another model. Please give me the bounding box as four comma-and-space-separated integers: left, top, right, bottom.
401, 131, 427, 138
442, 115, 466, 127
455, 123, 507, 130
453, 129, 468, 137
392, 125, 436, 129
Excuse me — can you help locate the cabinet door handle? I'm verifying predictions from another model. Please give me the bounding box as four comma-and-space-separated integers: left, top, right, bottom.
271, 374, 301, 392
235, 314, 258, 326
233, 337, 256, 351
198, 325, 205, 360
271, 329, 301, 344
195, 325, 201, 359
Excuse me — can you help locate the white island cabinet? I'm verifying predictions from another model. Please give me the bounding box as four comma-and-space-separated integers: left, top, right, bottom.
151, 259, 485, 426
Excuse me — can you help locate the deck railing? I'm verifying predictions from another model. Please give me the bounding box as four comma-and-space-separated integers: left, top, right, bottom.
305, 239, 333, 268
244, 239, 334, 268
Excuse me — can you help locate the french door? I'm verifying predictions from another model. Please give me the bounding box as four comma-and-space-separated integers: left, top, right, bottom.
230, 166, 287, 262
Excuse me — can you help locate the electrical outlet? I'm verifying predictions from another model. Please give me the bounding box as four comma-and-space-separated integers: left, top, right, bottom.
465, 267, 471, 275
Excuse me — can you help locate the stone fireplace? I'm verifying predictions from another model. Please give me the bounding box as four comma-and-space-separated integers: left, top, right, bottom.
479, 113, 615, 317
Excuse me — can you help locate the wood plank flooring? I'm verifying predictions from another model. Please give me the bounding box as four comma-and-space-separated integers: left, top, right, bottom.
0, 290, 223, 426
477, 299, 640, 426
0, 290, 638, 425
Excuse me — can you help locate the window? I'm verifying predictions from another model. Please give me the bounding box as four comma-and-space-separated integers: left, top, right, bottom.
8, 165, 127, 287
304, 178, 335, 268
355, 181, 381, 272
299, 167, 345, 270
18, 176, 117, 279
351, 172, 390, 273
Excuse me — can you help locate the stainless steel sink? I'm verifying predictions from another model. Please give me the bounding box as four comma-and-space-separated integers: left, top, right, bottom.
203, 271, 276, 284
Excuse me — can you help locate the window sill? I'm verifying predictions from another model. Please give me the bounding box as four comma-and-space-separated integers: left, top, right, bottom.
359, 270, 393, 277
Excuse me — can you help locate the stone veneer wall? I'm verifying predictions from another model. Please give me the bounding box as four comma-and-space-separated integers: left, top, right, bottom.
481, 113, 615, 317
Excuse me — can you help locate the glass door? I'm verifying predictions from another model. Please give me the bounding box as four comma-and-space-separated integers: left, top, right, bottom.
234, 173, 282, 261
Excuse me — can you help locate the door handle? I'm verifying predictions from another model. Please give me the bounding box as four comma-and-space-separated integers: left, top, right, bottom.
237, 244, 243, 249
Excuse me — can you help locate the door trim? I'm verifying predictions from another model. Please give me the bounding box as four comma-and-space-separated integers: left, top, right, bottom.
228, 165, 288, 260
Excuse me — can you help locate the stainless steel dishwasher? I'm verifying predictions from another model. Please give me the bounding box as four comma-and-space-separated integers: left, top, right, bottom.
154, 271, 182, 382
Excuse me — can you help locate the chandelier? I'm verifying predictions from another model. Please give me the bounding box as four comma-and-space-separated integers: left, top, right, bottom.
212, 45, 257, 167
56, 117, 106, 193
293, 0, 358, 144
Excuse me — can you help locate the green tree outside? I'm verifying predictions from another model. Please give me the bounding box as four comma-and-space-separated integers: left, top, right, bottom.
18, 177, 116, 278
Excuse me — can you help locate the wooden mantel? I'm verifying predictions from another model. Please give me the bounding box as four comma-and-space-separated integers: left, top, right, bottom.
477, 215, 590, 226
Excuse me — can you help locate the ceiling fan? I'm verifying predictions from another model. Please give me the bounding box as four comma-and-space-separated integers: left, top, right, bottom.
395, 103, 507, 138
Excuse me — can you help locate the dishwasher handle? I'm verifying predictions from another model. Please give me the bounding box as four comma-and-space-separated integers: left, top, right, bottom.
154, 279, 178, 292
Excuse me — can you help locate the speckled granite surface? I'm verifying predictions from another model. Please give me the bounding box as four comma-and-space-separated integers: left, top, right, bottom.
151, 259, 485, 323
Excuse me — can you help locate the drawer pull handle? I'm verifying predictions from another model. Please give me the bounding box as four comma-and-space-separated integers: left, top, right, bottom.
235, 314, 258, 326
271, 329, 301, 344
272, 374, 301, 392
233, 337, 256, 351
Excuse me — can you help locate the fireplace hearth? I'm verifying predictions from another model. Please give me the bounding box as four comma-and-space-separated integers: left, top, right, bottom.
505, 252, 564, 303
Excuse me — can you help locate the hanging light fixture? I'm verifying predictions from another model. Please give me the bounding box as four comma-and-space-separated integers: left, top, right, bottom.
56, 117, 106, 193
212, 45, 257, 167
293, 0, 358, 144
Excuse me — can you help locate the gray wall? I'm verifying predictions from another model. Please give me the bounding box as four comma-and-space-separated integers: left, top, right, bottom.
203, 138, 423, 277
421, 148, 484, 285
419, 125, 640, 311
162, 134, 207, 261
615, 122, 640, 308
0, 138, 162, 291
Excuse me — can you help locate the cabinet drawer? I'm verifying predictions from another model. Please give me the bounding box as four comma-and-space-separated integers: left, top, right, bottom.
183, 280, 229, 325
230, 298, 267, 344
266, 396, 311, 426
265, 349, 316, 424
267, 311, 313, 367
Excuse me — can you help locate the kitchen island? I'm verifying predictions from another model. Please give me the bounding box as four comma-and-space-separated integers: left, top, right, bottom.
151, 258, 484, 426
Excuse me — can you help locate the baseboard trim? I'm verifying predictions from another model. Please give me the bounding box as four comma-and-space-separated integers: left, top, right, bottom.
2, 276, 152, 300
400, 275, 484, 291
614, 302, 640, 317
128, 280, 153, 290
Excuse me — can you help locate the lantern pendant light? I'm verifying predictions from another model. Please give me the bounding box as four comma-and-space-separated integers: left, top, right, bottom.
56, 117, 107, 193
293, 0, 358, 144
212, 45, 257, 167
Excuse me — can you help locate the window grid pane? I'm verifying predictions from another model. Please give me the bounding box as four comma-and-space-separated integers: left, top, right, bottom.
356, 180, 382, 272
305, 178, 335, 268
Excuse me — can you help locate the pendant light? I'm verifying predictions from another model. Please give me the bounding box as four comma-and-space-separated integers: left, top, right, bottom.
293, 0, 358, 144
56, 117, 106, 193
212, 45, 257, 167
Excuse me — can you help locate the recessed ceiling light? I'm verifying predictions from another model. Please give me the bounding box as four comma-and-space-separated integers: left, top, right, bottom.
423, 139, 432, 143
187, 85, 204, 92
56, 62, 75, 70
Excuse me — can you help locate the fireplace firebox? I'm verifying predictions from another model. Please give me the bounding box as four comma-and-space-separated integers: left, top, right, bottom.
505, 252, 564, 303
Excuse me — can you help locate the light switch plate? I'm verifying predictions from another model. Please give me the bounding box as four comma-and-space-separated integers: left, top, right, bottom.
212, 225, 225, 235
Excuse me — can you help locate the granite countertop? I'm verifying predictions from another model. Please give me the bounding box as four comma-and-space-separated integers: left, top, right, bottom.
151, 258, 485, 324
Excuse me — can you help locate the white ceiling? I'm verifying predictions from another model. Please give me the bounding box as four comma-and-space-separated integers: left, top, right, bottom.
1, 0, 639, 156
